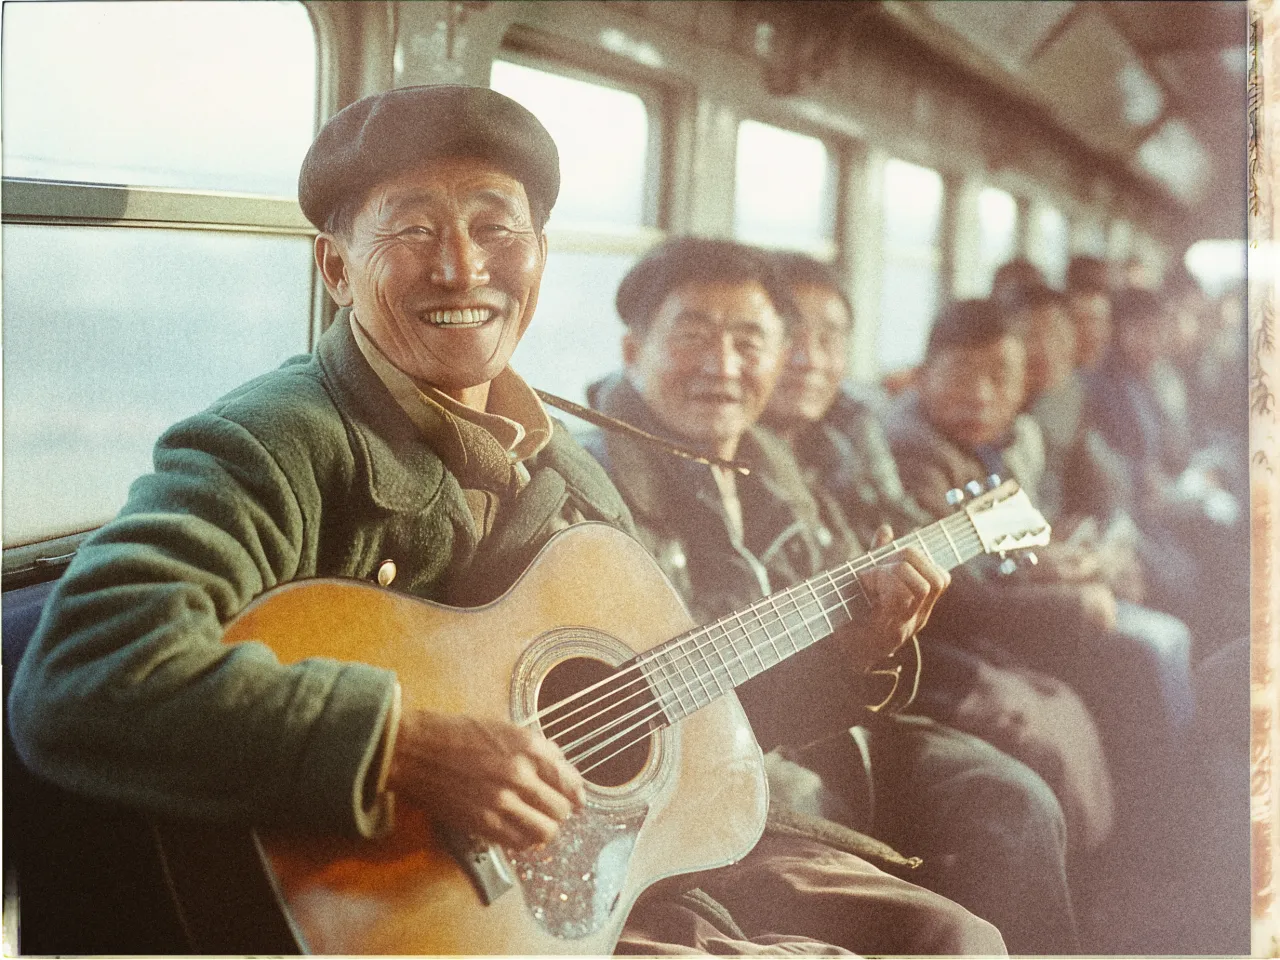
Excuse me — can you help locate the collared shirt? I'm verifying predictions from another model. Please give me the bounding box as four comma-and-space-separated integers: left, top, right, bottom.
350, 314, 553, 540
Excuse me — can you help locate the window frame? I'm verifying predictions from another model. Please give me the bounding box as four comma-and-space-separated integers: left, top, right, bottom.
730, 115, 843, 262
1, 0, 328, 575
875, 155, 948, 374
490, 45, 672, 265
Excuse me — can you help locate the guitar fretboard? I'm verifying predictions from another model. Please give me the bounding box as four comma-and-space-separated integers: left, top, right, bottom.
637, 509, 984, 724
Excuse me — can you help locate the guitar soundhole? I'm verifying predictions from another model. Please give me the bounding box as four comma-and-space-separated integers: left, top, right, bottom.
537, 656, 657, 789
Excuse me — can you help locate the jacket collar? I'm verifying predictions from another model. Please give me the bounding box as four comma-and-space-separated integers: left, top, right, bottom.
594, 375, 821, 565
313, 312, 449, 513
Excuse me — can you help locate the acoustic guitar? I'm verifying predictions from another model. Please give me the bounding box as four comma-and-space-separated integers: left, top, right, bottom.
162, 479, 1050, 955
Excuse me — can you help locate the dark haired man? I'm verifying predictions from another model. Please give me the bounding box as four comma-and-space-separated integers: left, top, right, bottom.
1083, 287, 1248, 644
1014, 280, 1132, 526
884, 297, 1207, 944
585, 237, 1077, 956
759, 253, 1116, 954
1064, 255, 1114, 372
8, 86, 894, 956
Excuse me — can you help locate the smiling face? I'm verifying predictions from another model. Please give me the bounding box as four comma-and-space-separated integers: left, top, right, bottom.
1068, 291, 1112, 370
315, 157, 547, 404
920, 335, 1027, 450
1020, 302, 1077, 399
623, 280, 786, 461
766, 282, 851, 428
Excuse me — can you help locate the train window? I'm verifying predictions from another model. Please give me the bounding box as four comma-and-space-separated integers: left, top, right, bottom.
1031, 205, 1070, 287
878, 158, 945, 373
490, 56, 664, 404
507, 251, 637, 404
1, 0, 318, 551
490, 59, 655, 231
1185, 239, 1246, 298
977, 187, 1019, 294
2, 0, 316, 196
2, 227, 312, 546
733, 120, 837, 257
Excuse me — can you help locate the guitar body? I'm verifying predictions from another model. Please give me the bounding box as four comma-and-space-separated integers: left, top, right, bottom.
222, 523, 768, 955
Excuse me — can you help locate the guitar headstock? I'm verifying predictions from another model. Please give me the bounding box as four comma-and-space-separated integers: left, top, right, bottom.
961, 479, 1052, 557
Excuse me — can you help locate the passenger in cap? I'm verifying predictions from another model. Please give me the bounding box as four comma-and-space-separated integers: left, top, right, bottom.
6, 86, 1002, 956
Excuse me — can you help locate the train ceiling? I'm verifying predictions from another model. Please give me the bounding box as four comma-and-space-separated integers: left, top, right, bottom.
876, 0, 1247, 239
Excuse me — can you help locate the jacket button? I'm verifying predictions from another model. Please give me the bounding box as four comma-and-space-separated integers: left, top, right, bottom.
376, 559, 397, 587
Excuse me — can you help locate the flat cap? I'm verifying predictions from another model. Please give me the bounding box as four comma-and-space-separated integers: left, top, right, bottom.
298, 84, 560, 231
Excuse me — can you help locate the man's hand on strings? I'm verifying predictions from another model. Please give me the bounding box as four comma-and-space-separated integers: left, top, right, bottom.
388, 710, 585, 850
842, 524, 950, 670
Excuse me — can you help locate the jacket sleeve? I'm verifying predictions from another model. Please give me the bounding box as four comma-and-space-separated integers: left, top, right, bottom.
7, 406, 399, 840
928, 573, 1100, 672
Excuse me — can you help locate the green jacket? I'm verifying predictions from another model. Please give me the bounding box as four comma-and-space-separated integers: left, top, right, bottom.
8, 318, 633, 839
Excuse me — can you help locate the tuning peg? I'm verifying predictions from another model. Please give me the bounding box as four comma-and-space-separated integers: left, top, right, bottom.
1024, 552, 1038, 566
945, 488, 965, 506
964, 480, 984, 497
999, 557, 1018, 576
987, 474, 1002, 490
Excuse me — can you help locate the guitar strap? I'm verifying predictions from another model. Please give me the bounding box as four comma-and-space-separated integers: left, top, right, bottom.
535, 389, 751, 476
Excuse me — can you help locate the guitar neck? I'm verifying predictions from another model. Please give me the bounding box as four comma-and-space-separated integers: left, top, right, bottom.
637, 509, 985, 724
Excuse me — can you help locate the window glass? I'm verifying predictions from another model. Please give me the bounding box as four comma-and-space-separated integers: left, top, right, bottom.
882, 159, 945, 248
1185, 239, 1246, 298
1033, 206, 1070, 287
734, 120, 837, 254
509, 251, 636, 407
879, 159, 945, 372
490, 60, 652, 231
1, 1, 316, 196
977, 186, 1018, 293
2, 225, 313, 545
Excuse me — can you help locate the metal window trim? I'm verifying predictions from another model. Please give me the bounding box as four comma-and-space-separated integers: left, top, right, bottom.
492, 42, 671, 232
2, 178, 315, 233
732, 115, 842, 251
2, 531, 96, 589
543, 225, 666, 256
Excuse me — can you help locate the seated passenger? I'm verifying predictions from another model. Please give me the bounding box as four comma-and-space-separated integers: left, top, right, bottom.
1064, 255, 1113, 373
585, 237, 1086, 955
1083, 288, 1248, 644
1014, 280, 1211, 647
883, 299, 1197, 866
7, 86, 933, 958
1017, 281, 1120, 518
990, 257, 1047, 313
760, 253, 1115, 894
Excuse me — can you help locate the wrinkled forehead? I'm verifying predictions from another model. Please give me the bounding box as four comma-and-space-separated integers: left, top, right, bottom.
365, 157, 532, 213
657, 279, 784, 333
789, 282, 852, 330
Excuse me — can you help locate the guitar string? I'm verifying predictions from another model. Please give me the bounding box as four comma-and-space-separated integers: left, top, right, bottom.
561, 582, 877, 770
551, 525, 983, 766
536, 518, 980, 749
529, 512, 980, 740
563, 566, 897, 774
543, 542, 905, 752
537, 520, 981, 751
558, 543, 976, 774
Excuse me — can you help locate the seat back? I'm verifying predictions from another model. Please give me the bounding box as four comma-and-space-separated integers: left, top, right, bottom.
3, 579, 193, 955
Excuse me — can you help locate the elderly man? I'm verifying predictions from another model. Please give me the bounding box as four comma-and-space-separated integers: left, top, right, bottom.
8, 86, 951, 957
583, 237, 1070, 956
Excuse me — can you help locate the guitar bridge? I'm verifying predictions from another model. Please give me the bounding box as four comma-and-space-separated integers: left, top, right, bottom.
437, 823, 515, 905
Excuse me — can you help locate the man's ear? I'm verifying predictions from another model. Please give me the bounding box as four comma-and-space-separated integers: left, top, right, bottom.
315, 234, 353, 307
